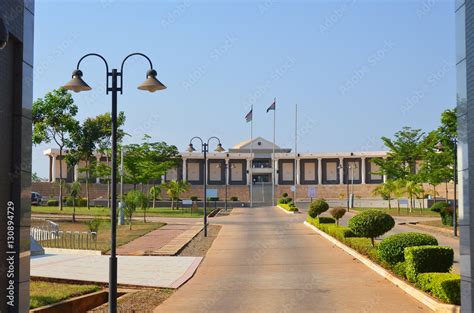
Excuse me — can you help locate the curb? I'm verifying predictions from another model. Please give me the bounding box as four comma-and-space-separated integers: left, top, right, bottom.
405, 223, 456, 237
304, 221, 460, 313
276, 205, 299, 214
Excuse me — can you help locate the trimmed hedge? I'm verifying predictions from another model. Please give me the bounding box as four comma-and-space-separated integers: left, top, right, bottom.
278, 197, 293, 204
47, 200, 59, 206
404, 246, 454, 282
318, 217, 335, 224
308, 199, 329, 218
230, 196, 239, 201
279, 203, 299, 212
416, 273, 460, 305
378, 232, 438, 266
348, 209, 395, 246
431, 202, 454, 226
393, 262, 406, 278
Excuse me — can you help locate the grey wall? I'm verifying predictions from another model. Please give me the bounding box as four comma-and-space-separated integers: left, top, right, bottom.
0, 1, 34, 312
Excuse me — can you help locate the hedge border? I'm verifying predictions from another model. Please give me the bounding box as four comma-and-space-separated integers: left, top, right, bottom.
303, 221, 460, 313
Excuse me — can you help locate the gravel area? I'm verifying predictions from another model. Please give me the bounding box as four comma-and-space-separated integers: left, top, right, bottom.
178, 224, 221, 257
89, 289, 174, 313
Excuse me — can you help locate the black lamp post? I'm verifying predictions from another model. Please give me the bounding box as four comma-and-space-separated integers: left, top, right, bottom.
63, 52, 166, 313
187, 137, 225, 237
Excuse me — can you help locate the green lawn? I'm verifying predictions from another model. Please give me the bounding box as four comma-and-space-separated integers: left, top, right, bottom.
418, 220, 452, 229
353, 207, 440, 217
30, 281, 100, 309
39, 219, 165, 253
32, 205, 205, 218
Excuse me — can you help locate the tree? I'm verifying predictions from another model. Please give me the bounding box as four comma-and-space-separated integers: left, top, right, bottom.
162, 180, 190, 210
348, 209, 395, 247
405, 180, 423, 212
67, 181, 81, 223
392, 179, 407, 214
372, 181, 395, 209
124, 190, 144, 230
94, 162, 111, 207
32, 88, 79, 211
149, 185, 161, 208
31, 172, 44, 183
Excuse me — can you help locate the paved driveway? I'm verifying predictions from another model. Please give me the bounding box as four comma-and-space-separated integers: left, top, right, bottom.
155, 206, 428, 313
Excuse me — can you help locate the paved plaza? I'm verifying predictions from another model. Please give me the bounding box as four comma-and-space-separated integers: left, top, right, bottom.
154, 206, 429, 313
31, 254, 202, 288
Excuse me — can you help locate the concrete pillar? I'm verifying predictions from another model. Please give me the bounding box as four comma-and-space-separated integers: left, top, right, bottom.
96, 155, 101, 183
339, 157, 344, 185
246, 157, 251, 185
225, 159, 230, 185
52, 155, 57, 182
182, 158, 187, 181
74, 165, 79, 182
317, 158, 322, 185
361, 157, 366, 184
274, 159, 279, 184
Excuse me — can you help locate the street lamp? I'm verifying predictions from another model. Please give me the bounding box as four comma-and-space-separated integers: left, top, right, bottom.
187, 137, 225, 237
436, 138, 458, 237
63, 52, 166, 313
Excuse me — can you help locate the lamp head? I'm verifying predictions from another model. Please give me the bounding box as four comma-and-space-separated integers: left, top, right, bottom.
63, 69, 92, 93
435, 142, 444, 151
215, 143, 225, 152
187, 143, 196, 153
137, 69, 166, 92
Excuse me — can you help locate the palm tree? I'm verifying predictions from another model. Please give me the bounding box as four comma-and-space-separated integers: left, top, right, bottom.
405, 180, 423, 212
149, 185, 161, 208
392, 179, 406, 215
162, 180, 190, 210
372, 180, 395, 209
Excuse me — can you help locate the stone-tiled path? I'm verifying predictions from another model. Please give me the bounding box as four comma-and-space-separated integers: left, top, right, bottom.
31, 254, 202, 288
155, 206, 429, 313
117, 224, 193, 256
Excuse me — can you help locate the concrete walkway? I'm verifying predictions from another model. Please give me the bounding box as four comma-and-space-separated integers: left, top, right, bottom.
154, 207, 428, 313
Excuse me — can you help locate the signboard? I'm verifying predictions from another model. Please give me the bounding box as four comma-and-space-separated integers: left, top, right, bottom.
182, 199, 193, 205
308, 186, 316, 198
290, 185, 296, 192
206, 189, 218, 198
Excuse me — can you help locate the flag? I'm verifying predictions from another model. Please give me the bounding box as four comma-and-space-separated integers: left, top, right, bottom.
266, 99, 276, 113
245, 109, 253, 122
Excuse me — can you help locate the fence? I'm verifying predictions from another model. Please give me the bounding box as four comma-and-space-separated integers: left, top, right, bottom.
31, 218, 98, 250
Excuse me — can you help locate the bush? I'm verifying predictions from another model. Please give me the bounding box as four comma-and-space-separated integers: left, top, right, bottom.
329, 208, 346, 226
86, 219, 101, 234
208, 197, 219, 201
308, 199, 329, 218
278, 197, 292, 204
282, 192, 288, 198
230, 196, 238, 201
288, 202, 299, 212
190, 196, 199, 201
404, 246, 454, 282
377, 232, 438, 266
47, 200, 59, 206
318, 217, 335, 224
348, 209, 395, 246
416, 273, 460, 304
393, 262, 406, 278
431, 202, 454, 226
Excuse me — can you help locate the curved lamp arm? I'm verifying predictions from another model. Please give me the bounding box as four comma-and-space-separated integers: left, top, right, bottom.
120, 52, 154, 94
207, 136, 221, 146
76, 53, 110, 93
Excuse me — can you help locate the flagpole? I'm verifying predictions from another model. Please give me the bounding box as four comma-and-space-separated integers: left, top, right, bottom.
250, 104, 253, 208
294, 103, 298, 202
272, 98, 276, 207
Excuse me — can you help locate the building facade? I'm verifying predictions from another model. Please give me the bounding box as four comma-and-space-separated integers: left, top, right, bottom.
456, 0, 473, 311
44, 137, 389, 203
0, 1, 35, 312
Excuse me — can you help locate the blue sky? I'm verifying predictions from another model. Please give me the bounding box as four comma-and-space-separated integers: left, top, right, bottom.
32, 0, 455, 178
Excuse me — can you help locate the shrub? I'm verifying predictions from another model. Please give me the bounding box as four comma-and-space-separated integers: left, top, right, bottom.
47, 200, 59, 206
230, 196, 238, 201
288, 202, 298, 212
329, 208, 346, 226
278, 197, 292, 204
393, 262, 406, 278
348, 209, 395, 246
377, 232, 438, 266
416, 273, 460, 304
318, 217, 335, 224
208, 197, 219, 201
86, 219, 101, 234
308, 199, 329, 219
404, 246, 454, 282
431, 202, 454, 226
282, 192, 288, 198
77, 198, 87, 207
190, 196, 199, 201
